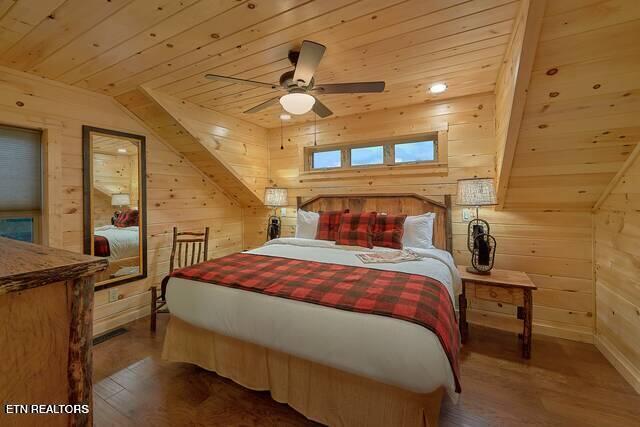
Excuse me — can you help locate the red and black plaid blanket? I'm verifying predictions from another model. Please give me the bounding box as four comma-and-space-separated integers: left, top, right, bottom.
171, 253, 461, 392
94, 236, 110, 257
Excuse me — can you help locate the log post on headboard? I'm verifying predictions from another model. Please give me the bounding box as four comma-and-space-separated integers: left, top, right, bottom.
296, 194, 453, 253
444, 194, 453, 253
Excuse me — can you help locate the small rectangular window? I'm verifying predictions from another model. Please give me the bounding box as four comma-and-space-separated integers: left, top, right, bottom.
304, 132, 442, 172
351, 145, 383, 166
312, 150, 341, 169
394, 140, 435, 163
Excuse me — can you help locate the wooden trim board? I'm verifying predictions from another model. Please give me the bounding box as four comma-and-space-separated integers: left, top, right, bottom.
593, 141, 640, 211
596, 334, 640, 394
495, 0, 546, 208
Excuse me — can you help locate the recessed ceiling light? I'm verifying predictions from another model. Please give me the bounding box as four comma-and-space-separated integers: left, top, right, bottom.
429, 83, 447, 94
117, 148, 127, 153
279, 113, 291, 120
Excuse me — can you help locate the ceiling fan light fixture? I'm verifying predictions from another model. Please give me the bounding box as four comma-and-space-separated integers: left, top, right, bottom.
280, 93, 315, 115
429, 83, 447, 94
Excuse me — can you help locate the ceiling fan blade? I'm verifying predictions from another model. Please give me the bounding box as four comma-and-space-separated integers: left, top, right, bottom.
205, 74, 279, 90
243, 97, 281, 114
313, 81, 385, 94
292, 40, 326, 86
312, 98, 333, 118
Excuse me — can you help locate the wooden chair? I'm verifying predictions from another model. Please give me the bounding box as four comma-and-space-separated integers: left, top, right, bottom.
150, 226, 209, 332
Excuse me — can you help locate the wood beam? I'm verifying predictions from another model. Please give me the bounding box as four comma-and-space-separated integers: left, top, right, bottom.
494, 0, 546, 209
592, 141, 640, 212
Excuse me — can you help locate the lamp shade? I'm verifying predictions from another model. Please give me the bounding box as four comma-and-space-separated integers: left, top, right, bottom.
264, 187, 288, 207
456, 178, 497, 206
279, 93, 315, 115
111, 193, 131, 207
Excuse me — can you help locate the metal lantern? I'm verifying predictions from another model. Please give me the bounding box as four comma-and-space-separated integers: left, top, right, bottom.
470, 233, 497, 274
264, 186, 288, 241
457, 178, 498, 275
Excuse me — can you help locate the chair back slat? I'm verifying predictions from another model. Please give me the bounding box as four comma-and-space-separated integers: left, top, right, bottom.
169, 226, 178, 273
204, 228, 210, 262
168, 226, 210, 274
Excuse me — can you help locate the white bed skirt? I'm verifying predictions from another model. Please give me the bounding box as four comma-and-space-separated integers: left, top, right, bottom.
162, 316, 445, 427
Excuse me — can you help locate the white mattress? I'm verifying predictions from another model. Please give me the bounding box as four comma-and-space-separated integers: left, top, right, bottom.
94, 225, 139, 260
166, 238, 462, 397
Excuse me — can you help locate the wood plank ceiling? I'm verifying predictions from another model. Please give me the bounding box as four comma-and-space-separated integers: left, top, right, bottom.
0, 0, 521, 128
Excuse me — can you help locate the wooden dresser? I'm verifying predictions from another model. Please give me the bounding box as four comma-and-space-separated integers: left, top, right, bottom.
0, 237, 107, 427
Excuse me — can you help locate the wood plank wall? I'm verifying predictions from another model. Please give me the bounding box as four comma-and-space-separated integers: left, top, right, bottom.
115, 87, 264, 208
0, 66, 243, 335
154, 92, 270, 200
503, 0, 640, 209
129, 88, 269, 205
594, 150, 640, 392
126, 90, 272, 247
260, 92, 594, 342
92, 153, 137, 227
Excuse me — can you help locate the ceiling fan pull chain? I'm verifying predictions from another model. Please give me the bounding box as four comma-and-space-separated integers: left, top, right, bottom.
314, 112, 317, 146
280, 116, 284, 150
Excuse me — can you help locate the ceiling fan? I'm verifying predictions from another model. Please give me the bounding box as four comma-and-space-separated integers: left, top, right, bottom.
204, 40, 385, 118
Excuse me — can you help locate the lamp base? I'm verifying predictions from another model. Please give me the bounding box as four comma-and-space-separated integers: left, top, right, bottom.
466, 266, 491, 275
266, 215, 281, 241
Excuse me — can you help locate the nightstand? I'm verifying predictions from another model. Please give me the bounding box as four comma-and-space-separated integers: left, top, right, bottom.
457, 266, 537, 358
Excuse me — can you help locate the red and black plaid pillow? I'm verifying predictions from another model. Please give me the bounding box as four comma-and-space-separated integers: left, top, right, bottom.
114, 209, 139, 228
373, 214, 407, 249
316, 210, 349, 241
335, 212, 377, 248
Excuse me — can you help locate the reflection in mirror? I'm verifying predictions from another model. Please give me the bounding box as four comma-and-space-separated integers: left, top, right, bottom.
83, 126, 146, 290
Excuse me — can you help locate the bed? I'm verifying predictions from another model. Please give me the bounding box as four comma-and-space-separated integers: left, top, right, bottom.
93, 225, 140, 281
94, 225, 139, 260
162, 194, 460, 427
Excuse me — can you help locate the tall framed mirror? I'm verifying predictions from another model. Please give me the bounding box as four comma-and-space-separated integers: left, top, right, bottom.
82, 126, 147, 290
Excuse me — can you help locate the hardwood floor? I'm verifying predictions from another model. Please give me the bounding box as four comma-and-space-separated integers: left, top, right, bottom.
93, 316, 640, 426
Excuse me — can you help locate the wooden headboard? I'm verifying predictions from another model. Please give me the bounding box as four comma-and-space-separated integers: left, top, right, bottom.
297, 194, 452, 253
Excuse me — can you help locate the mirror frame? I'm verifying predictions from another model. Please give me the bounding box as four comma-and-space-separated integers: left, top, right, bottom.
82, 125, 147, 291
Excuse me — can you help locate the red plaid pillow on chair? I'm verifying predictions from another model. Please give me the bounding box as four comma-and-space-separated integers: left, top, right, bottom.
373, 214, 407, 249
336, 212, 377, 248
316, 210, 349, 241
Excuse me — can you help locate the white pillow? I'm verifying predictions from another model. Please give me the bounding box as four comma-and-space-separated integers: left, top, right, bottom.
402, 212, 435, 249
295, 209, 319, 239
